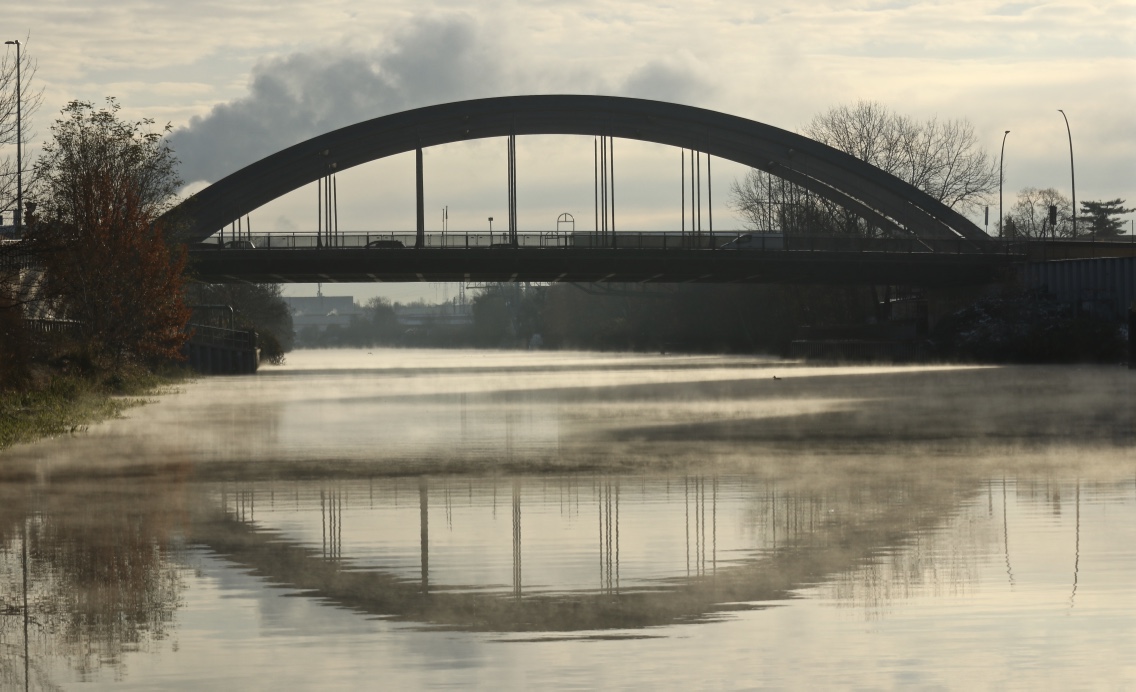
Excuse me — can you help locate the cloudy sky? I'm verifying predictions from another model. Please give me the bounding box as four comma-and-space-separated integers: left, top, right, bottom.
5, 0, 1134, 301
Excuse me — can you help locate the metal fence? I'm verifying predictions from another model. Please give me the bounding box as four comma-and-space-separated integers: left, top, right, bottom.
22, 318, 84, 339
1025, 256, 1136, 320
186, 323, 258, 349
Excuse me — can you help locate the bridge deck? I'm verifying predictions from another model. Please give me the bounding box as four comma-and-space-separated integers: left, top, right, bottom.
188, 246, 1015, 286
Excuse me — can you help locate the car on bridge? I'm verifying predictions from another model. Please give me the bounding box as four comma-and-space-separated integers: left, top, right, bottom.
365, 239, 405, 249
719, 233, 784, 251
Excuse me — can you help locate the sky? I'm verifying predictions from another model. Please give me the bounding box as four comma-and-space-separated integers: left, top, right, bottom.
4, 0, 1135, 303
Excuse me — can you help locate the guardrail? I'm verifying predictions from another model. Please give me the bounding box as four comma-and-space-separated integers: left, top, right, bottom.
196, 231, 1028, 256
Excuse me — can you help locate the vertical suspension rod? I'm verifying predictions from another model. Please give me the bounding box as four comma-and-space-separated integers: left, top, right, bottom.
690, 151, 699, 239
609, 135, 615, 248
689, 149, 696, 239
507, 132, 512, 244
600, 136, 608, 241
415, 144, 425, 249
707, 152, 713, 244
508, 128, 518, 245
594, 138, 599, 244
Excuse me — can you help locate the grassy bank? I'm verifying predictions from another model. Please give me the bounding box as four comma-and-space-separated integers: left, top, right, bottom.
0, 367, 190, 451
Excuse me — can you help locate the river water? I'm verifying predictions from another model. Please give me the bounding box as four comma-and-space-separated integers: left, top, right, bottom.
1, 349, 1134, 689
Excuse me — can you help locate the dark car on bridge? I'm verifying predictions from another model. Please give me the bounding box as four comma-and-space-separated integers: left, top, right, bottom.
365, 239, 405, 249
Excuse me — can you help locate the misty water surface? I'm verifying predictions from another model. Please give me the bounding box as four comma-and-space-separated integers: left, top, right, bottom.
1, 349, 1133, 689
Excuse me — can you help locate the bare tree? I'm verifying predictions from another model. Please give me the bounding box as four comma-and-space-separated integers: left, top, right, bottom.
803, 101, 997, 214
731, 101, 997, 238
1006, 187, 1073, 238
731, 169, 858, 236
0, 35, 43, 223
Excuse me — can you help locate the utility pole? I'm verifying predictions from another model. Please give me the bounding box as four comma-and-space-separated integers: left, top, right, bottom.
1058, 110, 1077, 238
999, 130, 1010, 238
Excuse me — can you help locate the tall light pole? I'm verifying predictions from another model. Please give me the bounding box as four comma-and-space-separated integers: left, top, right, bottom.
1058, 110, 1076, 238
4, 40, 20, 237
999, 130, 1010, 238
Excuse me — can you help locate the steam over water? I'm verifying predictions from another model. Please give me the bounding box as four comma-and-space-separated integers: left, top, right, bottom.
1, 349, 1134, 689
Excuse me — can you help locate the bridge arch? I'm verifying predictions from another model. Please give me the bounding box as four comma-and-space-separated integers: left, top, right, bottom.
166, 95, 989, 245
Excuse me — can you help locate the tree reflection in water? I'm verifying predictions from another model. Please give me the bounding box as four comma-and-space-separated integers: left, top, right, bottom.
0, 475, 189, 689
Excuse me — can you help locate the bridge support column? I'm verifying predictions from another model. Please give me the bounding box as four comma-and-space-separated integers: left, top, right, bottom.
416, 145, 425, 249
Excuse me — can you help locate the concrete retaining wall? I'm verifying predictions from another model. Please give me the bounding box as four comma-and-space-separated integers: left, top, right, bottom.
183, 342, 259, 374
183, 324, 259, 374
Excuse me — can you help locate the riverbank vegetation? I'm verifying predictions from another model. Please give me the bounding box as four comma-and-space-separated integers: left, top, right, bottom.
0, 356, 186, 450
2, 95, 198, 449
287, 279, 1126, 365
930, 289, 1127, 363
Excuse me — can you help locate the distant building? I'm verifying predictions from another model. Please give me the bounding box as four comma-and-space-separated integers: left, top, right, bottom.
283, 295, 361, 333
393, 302, 473, 327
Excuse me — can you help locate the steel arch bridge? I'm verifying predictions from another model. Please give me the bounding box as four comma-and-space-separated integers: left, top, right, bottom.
165, 95, 990, 247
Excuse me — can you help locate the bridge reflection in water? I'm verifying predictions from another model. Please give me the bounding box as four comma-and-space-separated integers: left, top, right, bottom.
3, 466, 1134, 688
196, 472, 974, 632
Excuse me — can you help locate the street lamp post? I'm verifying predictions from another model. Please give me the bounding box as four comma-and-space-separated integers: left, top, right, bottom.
4, 40, 20, 237
1058, 110, 1076, 238
488, 217, 493, 244
999, 130, 1010, 238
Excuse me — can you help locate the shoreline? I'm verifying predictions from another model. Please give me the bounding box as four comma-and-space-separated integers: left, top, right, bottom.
0, 368, 190, 451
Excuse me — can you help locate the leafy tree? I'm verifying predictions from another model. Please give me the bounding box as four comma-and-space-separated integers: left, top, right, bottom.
361, 296, 402, 342
34, 99, 181, 225
473, 284, 534, 347
30, 99, 189, 367
1078, 199, 1134, 238
185, 282, 294, 351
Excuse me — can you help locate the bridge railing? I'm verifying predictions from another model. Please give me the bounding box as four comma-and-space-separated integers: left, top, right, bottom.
196, 232, 1028, 255
186, 323, 258, 350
